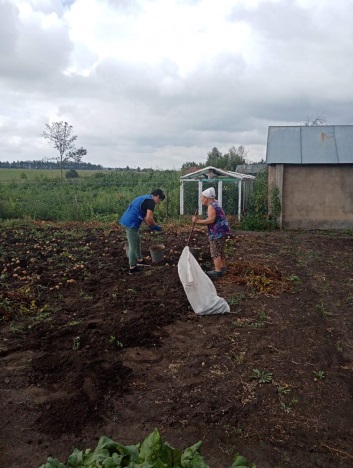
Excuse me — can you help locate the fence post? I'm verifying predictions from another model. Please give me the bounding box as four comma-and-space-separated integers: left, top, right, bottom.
218, 180, 223, 206
198, 181, 203, 215
238, 180, 242, 221
180, 181, 184, 215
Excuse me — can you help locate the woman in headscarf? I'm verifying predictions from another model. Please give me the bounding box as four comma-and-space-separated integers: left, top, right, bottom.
192, 187, 230, 278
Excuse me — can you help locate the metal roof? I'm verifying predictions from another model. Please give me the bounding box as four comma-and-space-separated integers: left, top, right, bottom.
266, 125, 353, 164
180, 166, 255, 180
236, 163, 267, 174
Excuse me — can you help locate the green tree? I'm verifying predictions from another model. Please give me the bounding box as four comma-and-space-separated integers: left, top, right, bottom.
206, 146, 246, 171
223, 146, 247, 171
42, 122, 86, 180
206, 147, 223, 167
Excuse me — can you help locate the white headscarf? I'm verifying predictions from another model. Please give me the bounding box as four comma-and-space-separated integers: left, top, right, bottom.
202, 187, 216, 198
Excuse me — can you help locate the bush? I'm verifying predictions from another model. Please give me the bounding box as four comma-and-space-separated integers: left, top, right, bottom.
240, 170, 280, 232
65, 169, 79, 179
240, 213, 278, 231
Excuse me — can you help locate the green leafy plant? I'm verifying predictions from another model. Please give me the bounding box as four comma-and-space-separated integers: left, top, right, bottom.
228, 293, 246, 305
231, 453, 256, 467
336, 341, 343, 353
287, 274, 301, 285
108, 336, 123, 348
258, 308, 268, 322
252, 368, 272, 383
39, 428, 211, 467
315, 301, 330, 318
277, 386, 291, 395
230, 352, 246, 364
280, 398, 298, 413
313, 370, 325, 380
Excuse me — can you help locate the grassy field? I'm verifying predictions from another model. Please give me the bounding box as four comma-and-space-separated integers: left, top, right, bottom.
0, 168, 254, 227
0, 168, 182, 222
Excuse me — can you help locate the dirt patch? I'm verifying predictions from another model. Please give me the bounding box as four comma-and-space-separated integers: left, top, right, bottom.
1, 223, 353, 467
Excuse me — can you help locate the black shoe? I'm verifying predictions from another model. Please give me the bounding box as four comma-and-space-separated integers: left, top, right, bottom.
221, 267, 227, 274
129, 267, 142, 275
136, 258, 148, 266
206, 270, 223, 278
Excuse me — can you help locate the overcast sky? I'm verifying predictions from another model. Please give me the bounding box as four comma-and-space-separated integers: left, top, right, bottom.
1, 0, 353, 169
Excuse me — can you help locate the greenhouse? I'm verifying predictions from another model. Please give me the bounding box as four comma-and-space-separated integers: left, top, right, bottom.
180, 166, 255, 220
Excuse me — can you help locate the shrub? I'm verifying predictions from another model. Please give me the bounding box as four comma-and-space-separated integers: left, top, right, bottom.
240, 169, 280, 232
65, 169, 79, 179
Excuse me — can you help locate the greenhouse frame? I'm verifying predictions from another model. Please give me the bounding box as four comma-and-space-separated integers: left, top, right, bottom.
180, 166, 255, 220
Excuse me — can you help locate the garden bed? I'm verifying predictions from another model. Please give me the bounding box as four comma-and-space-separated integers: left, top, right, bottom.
0, 222, 352, 467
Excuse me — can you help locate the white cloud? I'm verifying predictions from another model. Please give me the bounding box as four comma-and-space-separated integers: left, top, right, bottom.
1, 0, 353, 168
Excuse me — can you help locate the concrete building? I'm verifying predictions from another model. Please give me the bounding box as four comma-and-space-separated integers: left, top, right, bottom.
266, 125, 353, 229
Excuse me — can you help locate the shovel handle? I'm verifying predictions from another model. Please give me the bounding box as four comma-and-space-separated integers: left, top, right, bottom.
187, 210, 198, 246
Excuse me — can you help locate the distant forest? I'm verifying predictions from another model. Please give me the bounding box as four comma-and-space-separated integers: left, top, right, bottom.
0, 161, 172, 172
0, 160, 104, 170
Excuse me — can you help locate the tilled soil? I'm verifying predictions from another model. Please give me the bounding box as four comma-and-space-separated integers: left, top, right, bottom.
0, 222, 353, 467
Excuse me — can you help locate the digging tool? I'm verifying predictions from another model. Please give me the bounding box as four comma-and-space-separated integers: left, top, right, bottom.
187, 210, 198, 247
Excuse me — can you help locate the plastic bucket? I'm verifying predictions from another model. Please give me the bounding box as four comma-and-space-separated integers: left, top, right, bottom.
190, 247, 201, 260
149, 244, 165, 263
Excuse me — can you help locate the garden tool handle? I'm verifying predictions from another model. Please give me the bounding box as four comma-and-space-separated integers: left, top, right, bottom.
187, 210, 198, 246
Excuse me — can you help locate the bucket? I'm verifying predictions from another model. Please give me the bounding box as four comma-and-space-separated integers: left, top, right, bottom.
190, 247, 201, 260
149, 244, 165, 263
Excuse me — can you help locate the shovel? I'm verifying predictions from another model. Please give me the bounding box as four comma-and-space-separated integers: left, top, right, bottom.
187, 210, 198, 247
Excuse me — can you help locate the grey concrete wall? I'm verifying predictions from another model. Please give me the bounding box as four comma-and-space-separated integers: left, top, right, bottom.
280, 165, 353, 229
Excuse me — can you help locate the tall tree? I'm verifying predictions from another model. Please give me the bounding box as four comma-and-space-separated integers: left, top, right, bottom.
206, 146, 247, 171
206, 147, 224, 167
223, 146, 247, 171
42, 122, 86, 180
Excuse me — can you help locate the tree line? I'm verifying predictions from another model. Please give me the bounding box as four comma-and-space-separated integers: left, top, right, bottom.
0, 160, 104, 170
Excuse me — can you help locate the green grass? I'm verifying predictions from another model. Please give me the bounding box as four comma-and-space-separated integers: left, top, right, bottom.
0, 170, 182, 222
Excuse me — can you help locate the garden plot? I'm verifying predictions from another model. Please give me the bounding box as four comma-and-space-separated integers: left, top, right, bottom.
0, 223, 353, 467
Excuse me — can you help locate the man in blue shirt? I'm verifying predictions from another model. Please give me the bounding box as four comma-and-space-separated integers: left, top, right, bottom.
120, 189, 165, 274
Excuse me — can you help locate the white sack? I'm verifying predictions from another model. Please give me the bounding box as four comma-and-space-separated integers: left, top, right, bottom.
178, 246, 230, 315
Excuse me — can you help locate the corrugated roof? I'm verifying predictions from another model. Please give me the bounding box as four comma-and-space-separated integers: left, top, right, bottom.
236, 163, 267, 174
266, 125, 353, 164
180, 166, 255, 180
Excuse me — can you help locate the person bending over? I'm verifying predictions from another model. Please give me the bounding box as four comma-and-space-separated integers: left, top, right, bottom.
120, 189, 165, 274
